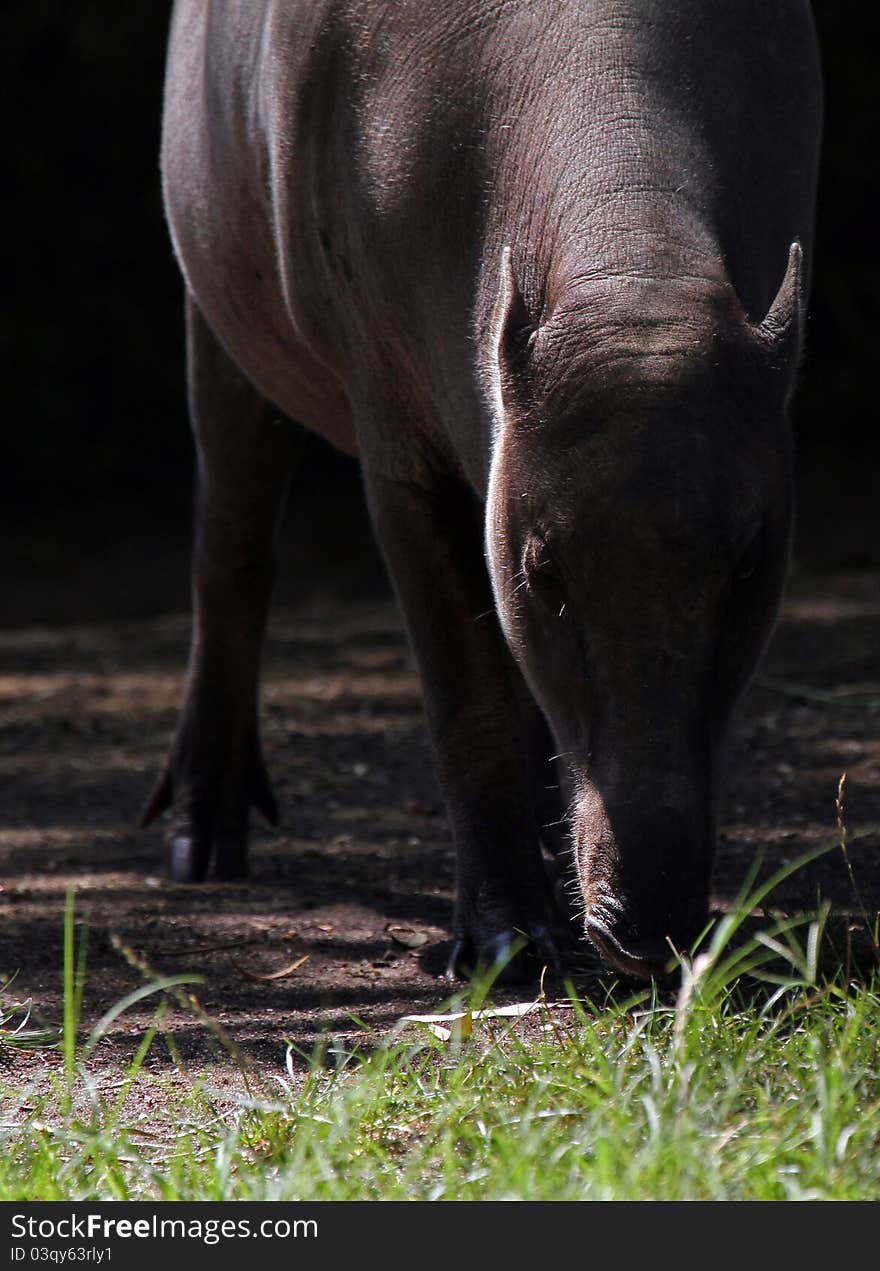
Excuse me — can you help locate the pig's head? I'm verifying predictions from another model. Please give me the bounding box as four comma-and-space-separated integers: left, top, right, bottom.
483, 244, 803, 978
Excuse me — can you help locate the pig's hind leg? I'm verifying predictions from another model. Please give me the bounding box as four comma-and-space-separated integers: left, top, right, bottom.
142, 295, 302, 880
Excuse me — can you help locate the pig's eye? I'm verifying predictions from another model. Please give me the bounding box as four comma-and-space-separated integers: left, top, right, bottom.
528, 555, 567, 617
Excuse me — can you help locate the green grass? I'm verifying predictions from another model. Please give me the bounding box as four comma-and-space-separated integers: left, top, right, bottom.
1, 853, 878, 1201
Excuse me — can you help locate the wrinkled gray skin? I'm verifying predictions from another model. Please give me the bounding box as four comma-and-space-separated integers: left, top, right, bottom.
148, 0, 822, 980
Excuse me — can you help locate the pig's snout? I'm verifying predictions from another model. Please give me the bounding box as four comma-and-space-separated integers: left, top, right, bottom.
575, 791, 712, 980
584, 894, 710, 981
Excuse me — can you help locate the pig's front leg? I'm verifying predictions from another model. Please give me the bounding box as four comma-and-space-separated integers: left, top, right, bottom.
365, 467, 563, 979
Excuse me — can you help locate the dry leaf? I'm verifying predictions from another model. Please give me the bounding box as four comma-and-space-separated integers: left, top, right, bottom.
231, 953, 310, 982
386, 924, 428, 949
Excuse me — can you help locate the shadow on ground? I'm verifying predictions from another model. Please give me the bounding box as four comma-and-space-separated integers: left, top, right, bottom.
1, 487, 878, 1084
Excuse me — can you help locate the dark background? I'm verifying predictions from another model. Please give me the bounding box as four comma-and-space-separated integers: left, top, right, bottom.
4, 1, 878, 611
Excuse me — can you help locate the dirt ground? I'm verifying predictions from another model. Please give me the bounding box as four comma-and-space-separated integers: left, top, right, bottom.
1, 481, 879, 1099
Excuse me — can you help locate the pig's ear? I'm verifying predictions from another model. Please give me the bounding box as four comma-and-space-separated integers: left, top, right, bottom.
754, 240, 804, 372
486, 246, 534, 431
